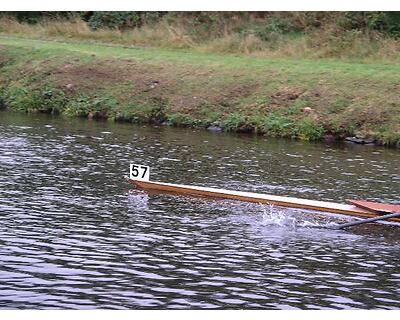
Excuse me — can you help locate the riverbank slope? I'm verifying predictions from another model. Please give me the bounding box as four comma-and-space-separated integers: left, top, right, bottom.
0, 36, 399, 146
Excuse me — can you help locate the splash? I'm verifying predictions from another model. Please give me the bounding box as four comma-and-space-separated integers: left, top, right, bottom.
127, 191, 149, 211
260, 204, 333, 230
260, 204, 299, 229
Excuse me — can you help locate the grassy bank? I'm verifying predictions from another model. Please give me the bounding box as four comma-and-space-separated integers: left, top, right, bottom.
0, 36, 400, 146
1, 14, 400, 63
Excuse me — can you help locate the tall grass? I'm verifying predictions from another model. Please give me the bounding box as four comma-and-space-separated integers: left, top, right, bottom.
1, 16, 399, 62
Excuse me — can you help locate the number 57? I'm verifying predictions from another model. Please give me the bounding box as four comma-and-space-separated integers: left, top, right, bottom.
129, 164, 150, 181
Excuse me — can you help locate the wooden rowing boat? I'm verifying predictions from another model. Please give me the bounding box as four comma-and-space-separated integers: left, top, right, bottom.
127, 178, 400, 223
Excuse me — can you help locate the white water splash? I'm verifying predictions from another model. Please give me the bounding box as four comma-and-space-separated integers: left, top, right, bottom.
127, 191, 149, 211
260, 204, 334, 230
261, 204, 299, 229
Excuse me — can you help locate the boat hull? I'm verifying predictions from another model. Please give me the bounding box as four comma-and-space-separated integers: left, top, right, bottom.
127, 179, 400, 223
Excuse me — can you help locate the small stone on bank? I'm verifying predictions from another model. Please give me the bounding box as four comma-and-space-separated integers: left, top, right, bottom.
207, 125, 223, 132
344, 136, 376, 145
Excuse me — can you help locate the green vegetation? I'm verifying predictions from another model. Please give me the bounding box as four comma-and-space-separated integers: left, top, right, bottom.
223, 113, 247, 132
64, 96, 117, 118
2, 84, 67, 113
263, 115, 293, 138
166, 113, 196, 127
113, 98, 167, 124
1, 12, 400, 62
296, 118, 325, 141
0, 27, 399, 146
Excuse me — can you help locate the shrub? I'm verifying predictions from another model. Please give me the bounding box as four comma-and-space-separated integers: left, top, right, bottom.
141, 12, 166, 25
167, 112, 195, 127
87, 12, 141, 30
86, 12, 166, 30
199, 104, 221, 125
376, 130, 400, 146
257, 16, 301, 41
223, 112, 246, 131
2, 85, 67, 113
385, 12, 400, 37
0, 87, 6, 109
146, 97, 167, 123
111, 96, 167, 123
342, 12, 400, 37
63, 96, 90, 116
295, 118, 325, 141
248, 115, 267, 133
64, 96, 116, 117
38, 88, 67, 113
263, 114, 293, 137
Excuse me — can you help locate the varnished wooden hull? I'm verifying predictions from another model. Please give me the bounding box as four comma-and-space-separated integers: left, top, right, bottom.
127, 179, 400, 223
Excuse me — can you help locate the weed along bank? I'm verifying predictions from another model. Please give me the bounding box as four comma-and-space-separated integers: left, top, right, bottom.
1, 12, 400, 147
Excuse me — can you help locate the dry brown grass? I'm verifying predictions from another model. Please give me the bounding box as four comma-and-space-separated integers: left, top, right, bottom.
198, 34, 264, 55
0, 16, 35, 35
125, 22, 195, 48
1, 16, 400, 62
0, 17, 197, 48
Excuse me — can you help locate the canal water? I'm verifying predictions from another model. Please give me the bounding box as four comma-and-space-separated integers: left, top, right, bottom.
0, 111, 399, 309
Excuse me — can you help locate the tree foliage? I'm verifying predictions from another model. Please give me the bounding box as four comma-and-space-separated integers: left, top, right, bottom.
2, 11, 400, 37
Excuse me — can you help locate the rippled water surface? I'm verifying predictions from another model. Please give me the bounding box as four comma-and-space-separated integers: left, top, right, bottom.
1, 112, 400, 309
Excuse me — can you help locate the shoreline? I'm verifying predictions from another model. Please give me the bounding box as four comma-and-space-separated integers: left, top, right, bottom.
1, 36, 399, 148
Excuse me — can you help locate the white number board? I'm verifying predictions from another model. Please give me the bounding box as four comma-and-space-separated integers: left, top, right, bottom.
129, 164, 150, 181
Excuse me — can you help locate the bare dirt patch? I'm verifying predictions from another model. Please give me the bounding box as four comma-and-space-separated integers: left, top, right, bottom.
46, 58, 264, 116
50, 59, 177, 97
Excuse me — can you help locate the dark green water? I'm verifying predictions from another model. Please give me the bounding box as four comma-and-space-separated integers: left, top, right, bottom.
0, 111, 399, 309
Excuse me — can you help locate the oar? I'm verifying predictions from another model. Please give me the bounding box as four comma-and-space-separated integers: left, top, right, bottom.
328, 211, 400, 230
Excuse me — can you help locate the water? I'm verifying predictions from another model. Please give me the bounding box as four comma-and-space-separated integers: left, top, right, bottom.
0, 111, 400, 309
